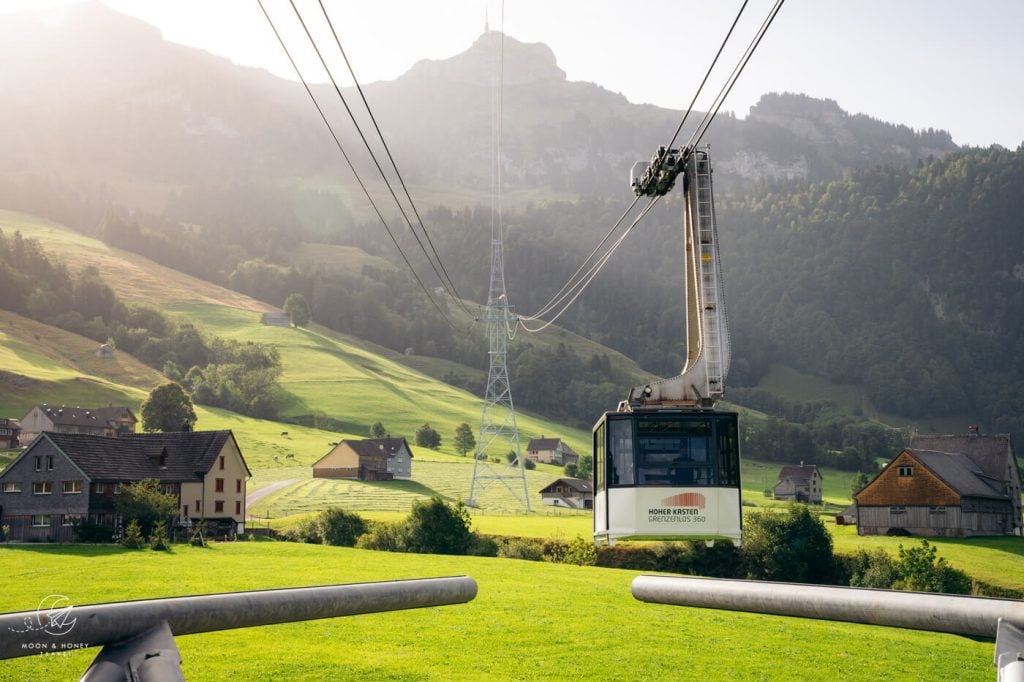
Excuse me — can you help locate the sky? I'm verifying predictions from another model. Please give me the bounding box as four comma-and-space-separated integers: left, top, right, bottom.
2, 0, 1023, 149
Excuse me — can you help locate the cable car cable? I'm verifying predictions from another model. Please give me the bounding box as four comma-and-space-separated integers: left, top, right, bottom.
685, 0, 785, 151
288, 0, 471, 316
663, 0, 750, 153
517, 197, 662, 333
258, 1, 470, 333
314, 0, 471, 315
518, 195, 643, 321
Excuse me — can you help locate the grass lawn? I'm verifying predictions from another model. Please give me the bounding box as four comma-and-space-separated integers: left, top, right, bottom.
0, 543, 994, 680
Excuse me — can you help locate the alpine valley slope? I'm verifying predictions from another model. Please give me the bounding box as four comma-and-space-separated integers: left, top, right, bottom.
0, 210, 600, 512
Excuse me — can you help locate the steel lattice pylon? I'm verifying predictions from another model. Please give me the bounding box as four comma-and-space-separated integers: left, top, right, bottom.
467, 239, 531, 511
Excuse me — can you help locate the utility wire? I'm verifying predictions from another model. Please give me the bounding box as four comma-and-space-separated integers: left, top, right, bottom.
518, 195, 643, 321
686, 0, 785, 151
518, 197, 661, 333
664, 0, 750, 153
315, 0, 471, 313
258, 0, 465, 330
287, 0, 472, 317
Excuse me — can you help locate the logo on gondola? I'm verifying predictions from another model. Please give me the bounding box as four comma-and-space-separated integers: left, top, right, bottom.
660, 492, 706, 509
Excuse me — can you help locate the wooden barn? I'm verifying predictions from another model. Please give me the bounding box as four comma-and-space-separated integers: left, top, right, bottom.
855, 433, 1021, 537
312, 438, 413, 481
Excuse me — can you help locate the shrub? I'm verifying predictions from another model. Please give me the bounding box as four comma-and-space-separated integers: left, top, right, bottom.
894, 540, 971, 594
74, 521, 115, 543
498, 538, 545, 561
403, 497, 473, 555
317, 508, 367, 547
355, 521, 407, 552
122, 519, 146, 549
742, 506, 840, 584
149, 520, 170, 551
561, 535, 598, 566
468, 535, 499, 557
844, 548, 896, 589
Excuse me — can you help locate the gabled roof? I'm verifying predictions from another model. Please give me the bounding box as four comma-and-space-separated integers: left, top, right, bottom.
37, 431, 237, 482
777, 464, 818, 482
527, 438, 563, 451
905, 448, 1007, 499
0, 418, 21, 429
909, 434, 1014, 481
345, 438, 413, 459
539, 477, 594, 494
28, 405, 137, 428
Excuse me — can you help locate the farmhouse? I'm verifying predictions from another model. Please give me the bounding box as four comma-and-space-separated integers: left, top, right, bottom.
0, 418, 21, 449
773, 463, 823, 503
19, 404, 137, 443
312, 438, 413, 481
539, 477, 594, 509
0, 430, 250, 541
526, 437, 579, 466
855, 433, 1021, 537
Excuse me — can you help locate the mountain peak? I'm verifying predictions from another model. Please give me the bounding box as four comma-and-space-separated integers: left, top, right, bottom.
405, 32, 565, 86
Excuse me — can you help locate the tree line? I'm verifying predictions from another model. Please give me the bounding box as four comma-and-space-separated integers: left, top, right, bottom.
0, 229, 285, 420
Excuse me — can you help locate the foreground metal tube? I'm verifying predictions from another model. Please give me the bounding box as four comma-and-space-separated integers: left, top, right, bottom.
0, 576, 477, 660
632, 575, 1024, 638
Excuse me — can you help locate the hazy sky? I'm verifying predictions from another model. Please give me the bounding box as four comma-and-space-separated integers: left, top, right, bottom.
4, 0, 1023, 148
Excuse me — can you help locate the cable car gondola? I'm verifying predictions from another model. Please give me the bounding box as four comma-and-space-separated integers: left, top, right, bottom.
593, 147, 743, 545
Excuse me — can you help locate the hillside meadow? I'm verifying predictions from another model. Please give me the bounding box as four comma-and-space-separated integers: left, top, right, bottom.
0, 543, 994, 681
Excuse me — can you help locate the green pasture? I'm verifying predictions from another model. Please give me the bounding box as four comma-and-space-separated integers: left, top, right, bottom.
250, 459, 575, 517
0, 543, 994, 680
166, 302, 593, 458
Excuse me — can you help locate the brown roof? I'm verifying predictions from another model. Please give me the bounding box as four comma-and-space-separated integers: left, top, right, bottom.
31, 405, 136, 428
777, 464, 819, 482
909, 434, 1014, 481
904, 448, 1008, 500
527, 438, 564, 451
31, 431, 243, 482
344, 438, 413, 459
539, 477, 594, 494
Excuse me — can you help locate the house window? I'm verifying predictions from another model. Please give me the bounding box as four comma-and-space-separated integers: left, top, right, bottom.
94, 483, 106, 494
113, 484, 121, 495
929, 506, 947, 514
32, 515, 51, 527
236, 479, 242, 493
2, 482, 21, 493
33, 482, 53, 495
235, 501, 241, 515
215, 501, 224, 513
215, 478, 224, 492
63, 514, 83, 527
47, 456, 54, 471
62, 480, 83, 494
161, 484, 176, 495
196, 499, 201, 512
890, 506, 907, 514
219, 456, 225, 470
898, 466, 913, 477
34, 456, 41, 472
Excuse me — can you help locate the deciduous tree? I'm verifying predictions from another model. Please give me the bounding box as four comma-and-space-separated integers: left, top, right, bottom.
141, 382, 196, 432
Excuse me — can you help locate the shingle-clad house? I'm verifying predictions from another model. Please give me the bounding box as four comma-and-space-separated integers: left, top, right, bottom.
0, 418, 21, 449
312, 438, 413, 481
0, 430, 250, 541
526, 438, 579, 466
773, 463, 823, 503
19, 405, 137, 442
855, 433, 1021, 537
539, 477, 594, 509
